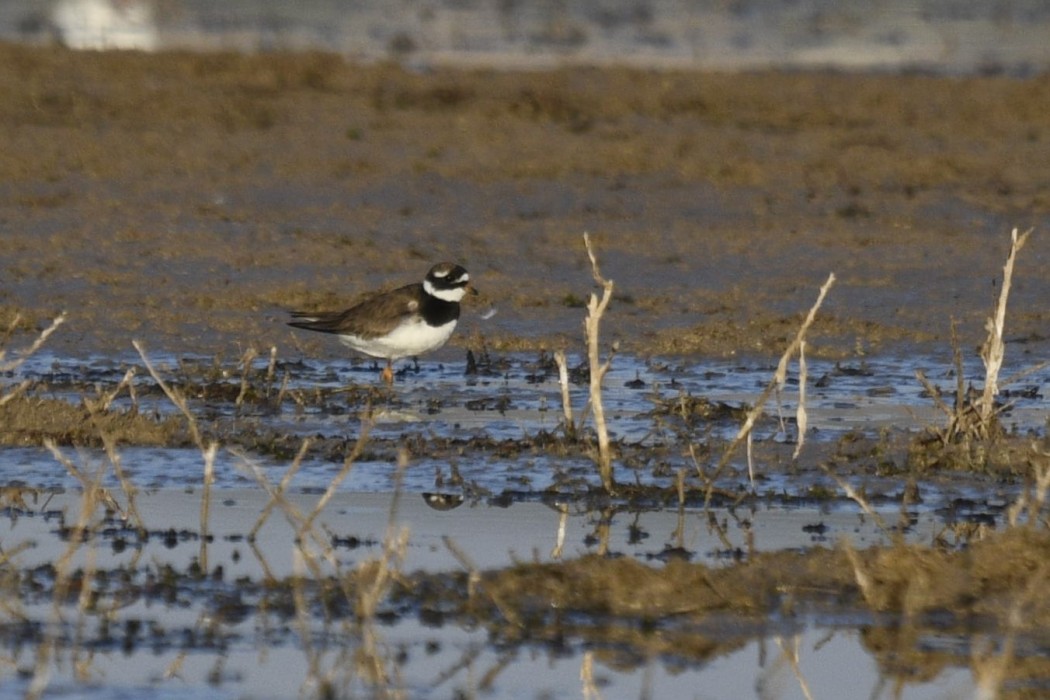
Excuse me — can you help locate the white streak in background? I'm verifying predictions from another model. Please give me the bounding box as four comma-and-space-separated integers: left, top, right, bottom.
52, 0, 158, 50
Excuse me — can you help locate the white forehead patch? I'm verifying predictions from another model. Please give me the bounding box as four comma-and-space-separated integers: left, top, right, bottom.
433, 267, 450, 278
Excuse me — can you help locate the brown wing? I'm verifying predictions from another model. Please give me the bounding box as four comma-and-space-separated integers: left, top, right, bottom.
289, 283, 422, 339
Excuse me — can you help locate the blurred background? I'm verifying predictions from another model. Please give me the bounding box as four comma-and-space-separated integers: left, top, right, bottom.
2, 0, 1050, 74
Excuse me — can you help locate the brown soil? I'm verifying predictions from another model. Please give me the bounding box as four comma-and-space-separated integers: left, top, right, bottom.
1, 44, 1049, 362
0, 393, 184, 447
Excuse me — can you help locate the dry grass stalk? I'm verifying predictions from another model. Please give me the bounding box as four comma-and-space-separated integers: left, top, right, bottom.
26, 455, 107, 700
299, 423, 371, 536
841, 540, 877, 607
686, 443, 744, 506
249, 438, 312, 538
89, 367, 136, 413
914, 324, 986, 449
134, 341, 224, 566
264, 345, 279, 397
793, 340, 809, 460
199, 442, 217, 572
580, 651, 603, 700
290, 548, 327, 694
235, 346, 259, 407
746, 432, 754, 486
81, 370, 147, 530
442, 535, 482, 598
553, 349, 575, 438
44, 438, 125, 517
240, 432, 408, 698
235, 452, 331, 576
550, 505, 569, 559
133, 339, 214, 454
774, 635, 815, 700
819, 461, 891, 533
710, 273, 835, 496
582, 232, 616, 492
0, 312, 66, 373
979, 227, 1031, 422
443, 535, 520, 627
237, 420, 369, 576
353, 526, 409, 620
1006, 443, 1050, 527
82, 402, 146, 530
0, 312, 66, 407
972, 560, 1048, 699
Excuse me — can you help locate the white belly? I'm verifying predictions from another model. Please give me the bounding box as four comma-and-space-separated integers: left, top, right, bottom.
338, 318, 457, 361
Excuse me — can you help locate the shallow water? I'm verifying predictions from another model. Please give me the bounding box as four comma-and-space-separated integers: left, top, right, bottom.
0, 490, 997, 699
1, 349, 1046, 698
0, 623, 978, 700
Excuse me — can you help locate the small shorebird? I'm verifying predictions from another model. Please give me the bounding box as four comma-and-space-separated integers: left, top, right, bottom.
288, 262, 474, 384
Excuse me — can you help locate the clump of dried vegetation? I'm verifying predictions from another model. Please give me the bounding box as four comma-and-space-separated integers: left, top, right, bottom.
911, 227, 1044, 472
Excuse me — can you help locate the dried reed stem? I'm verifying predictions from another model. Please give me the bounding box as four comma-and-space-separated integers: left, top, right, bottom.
583, 232, 616, 492
300, 423, 370, 535
978, 227, 1032, 424
713, 273, 835, 492
133, 339, 208, 450
442, 535, 482, 598
82, 401, 145, 529
775, 635, 815, 700
235, 346, 259, 407
0, 312, 66, 373
793, 340, 809, 460
199, 442, 217, 571
26, 448, 107, 700
250, 438, 312, 537
581, 651, 602, 700
265, 345, 278, 397
0, 312, 66, 407
44, 438, 124, 516
818, 461, 890, 532
553, 349, 575, 437
235, 452, 331, 574
1006, 442, 1050, 527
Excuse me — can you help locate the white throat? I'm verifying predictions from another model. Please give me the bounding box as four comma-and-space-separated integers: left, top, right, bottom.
424, 279, 467, 303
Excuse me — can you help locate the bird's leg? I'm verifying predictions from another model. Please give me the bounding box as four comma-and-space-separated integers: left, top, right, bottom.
381, 359, 394, 385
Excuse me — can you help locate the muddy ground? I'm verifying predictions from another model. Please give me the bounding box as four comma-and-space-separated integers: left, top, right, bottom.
1, 43, 1049, 363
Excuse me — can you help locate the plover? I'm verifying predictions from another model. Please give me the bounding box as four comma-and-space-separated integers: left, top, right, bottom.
288, 262, 474, 384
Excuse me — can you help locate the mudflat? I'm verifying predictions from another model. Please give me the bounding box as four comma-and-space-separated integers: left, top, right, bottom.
1, 44, 1048, 362
2, 44, 1050, 698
